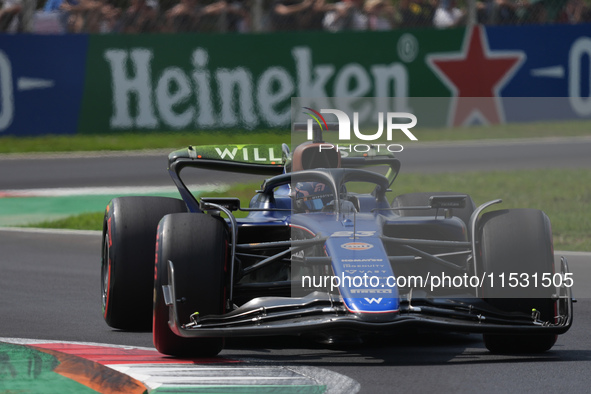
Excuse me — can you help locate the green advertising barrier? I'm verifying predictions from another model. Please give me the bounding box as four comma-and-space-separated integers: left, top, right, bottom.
79, 30, 459, 133
78, 25, 591, 133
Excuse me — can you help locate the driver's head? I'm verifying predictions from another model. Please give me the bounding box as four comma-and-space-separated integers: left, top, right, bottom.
290, 142, 341, 172
293, 182, 328, 212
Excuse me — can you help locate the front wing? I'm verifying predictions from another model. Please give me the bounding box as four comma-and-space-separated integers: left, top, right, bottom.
162, 260, 574, 339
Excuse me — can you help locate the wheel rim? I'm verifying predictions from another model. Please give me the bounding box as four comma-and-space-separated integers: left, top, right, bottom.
101, 233, 110, 314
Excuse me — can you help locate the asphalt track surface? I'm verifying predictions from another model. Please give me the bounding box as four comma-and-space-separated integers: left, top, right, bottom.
1, 137, 591, 392
0, 229, 590, 393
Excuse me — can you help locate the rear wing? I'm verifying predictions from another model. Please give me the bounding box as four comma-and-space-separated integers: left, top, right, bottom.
168, 144, 288, 212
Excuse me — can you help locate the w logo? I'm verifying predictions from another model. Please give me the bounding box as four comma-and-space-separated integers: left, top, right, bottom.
364, 298, 382, 304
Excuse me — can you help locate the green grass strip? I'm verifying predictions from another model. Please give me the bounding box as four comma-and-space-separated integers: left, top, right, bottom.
25, 212, 106, 231
0, 131, 289, 154
392, 169, 591, 251
414, 119, 591, 142
1, 119, 591, 154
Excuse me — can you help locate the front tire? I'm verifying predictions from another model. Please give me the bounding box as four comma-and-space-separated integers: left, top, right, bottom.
478, 209, 557, 353
153, 213, 227, 357
101, 196, 187, 330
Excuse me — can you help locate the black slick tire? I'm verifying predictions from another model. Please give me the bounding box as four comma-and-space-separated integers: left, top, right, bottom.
153, 213, 227, 357
478, 209, 557, 353
101, 196, 187, 330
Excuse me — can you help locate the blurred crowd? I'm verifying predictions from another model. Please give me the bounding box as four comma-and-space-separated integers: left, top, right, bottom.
1, 0, 590, 33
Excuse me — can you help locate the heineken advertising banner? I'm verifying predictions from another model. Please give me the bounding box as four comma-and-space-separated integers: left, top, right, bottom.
0, 24, 590, 136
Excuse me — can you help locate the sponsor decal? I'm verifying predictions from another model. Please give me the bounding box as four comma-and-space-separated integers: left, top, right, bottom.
341, 258, 383, 262
332, 231, 376, 237
214, 146, 282, 163
351, 289, 392, 294
341, 242, 374, 251
342, 259, 385, 268
364, 297, 383, 304
343, 263, 385, 268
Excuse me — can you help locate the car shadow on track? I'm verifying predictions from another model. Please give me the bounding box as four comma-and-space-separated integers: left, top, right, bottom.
220, 330, 579, 367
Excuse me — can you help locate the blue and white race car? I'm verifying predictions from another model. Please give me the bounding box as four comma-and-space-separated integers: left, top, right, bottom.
101, 135, 573, 357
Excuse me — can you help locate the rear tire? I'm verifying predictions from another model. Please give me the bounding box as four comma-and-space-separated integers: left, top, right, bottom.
153, 213, 227, 357
478, 209, 557, 353
101, 197, 187, 330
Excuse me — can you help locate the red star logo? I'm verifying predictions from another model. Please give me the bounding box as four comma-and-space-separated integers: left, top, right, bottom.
427, 26, 525, 126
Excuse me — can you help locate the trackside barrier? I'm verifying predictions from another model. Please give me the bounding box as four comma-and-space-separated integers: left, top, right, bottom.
1, 25, 590, 136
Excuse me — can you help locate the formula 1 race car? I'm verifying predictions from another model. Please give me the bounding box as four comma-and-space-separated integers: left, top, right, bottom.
101, 132, 573, 357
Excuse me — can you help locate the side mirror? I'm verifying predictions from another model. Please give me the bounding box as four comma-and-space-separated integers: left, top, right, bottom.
429, 195, 467, 209
200, 197, 241, 212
